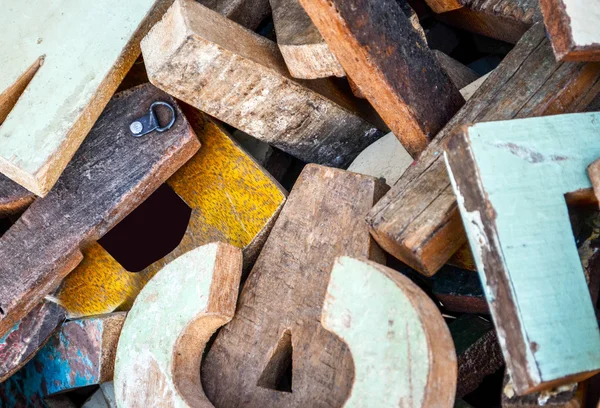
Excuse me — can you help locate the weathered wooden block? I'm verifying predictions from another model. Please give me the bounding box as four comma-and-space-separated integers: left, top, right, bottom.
0, 83, 199, 340
115, 243, 242, 407
298, 0, 464, 157
142, 0, 382, 168
322, 256, 456, 407
588, 159, 600, 204
444, 112, 600, 394
0, 313, 126, 407
269, 0, 344, 79
502, 374, 585, 407
0, 0, 170, 196
430, 0, 540, 44
0, 175, 34, 218
367, 24, 600, 277
203, 164, 387, 407
433, 50, 480, 89
450, 315, 503, 397
539, 0, 600, 61
432, 266, 488, 314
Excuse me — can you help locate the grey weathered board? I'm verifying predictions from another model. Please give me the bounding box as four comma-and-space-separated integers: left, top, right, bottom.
298, 0, 464, 157
0, 84, 199, 340
142, 0, 383, 168
367, 23, 600, 277
0, 175, 34, 218
202, 164, 386, 407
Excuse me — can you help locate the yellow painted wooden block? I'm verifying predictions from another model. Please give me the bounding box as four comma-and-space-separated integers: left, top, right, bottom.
56, 108, 286, 318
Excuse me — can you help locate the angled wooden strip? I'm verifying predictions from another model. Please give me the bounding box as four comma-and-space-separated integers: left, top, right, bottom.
367, 24, 600, 277
270, 0, 344, 79
0, 0, 170, 196
432, 0, 540, 44
0, 83, 200, 339
450, 315, 503, 397
142, 0, 382, 168
434, 51, 480, 90
203, 164, 387, 407
432, 266, 488, 314
298, 0, 464, 157
0, 175, 34, 218
56, 106, 285, 318
445, 112, 600, 394
502, 374, 585, 407
322, 256, 456, 407
0, 301, 65, 382
539, 0, 600, 61
115, 243, 242, 407
0, 313, 126, 407
199, 0, 271, 30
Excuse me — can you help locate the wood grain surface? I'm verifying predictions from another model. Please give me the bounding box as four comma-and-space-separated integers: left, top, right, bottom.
322, 256, 456, 407
115, 243, 242, 407
0, 84, 199, 340
0, 175, 34, 218
298, 0, 464, 157
0, 0, 171, 196
445, 112, 600, 394
142, 0, 383, 168
367, 24, 600, 277
198, 0, 271, 30
0, 313, 126, 408
202, 164, 387, 408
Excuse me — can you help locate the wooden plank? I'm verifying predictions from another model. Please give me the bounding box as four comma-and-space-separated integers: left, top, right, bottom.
298, 0, 464, 157
269, 0, 344, 79
115, 243, 242, 407
432, 0, 540, 44
447, 243, 477, 271
432, 266, 488, 314
56, 106, 286, 317
0, 175, 34, 218
0, 314, 126, 407
450, 315, 503, 397
539, 0, 600, 61
203, 164, 387, 407
0, 301, 65, 382
0, 84, 200, 340
444, 112, 600, 394
322, 256, 456, 407
502, 374, 585, 407
367, 24, 600, 277
434, 50, 481, 89
0, 0, 171, 196
142, 0, 383, 168
199, 0, 271, 30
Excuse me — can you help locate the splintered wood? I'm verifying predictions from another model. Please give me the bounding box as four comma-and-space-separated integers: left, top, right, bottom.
142, 0, 382, 168
367, 24, 600, 277
202, 164, 386, 407
0, 0, 169, 196
445, 112, 600, 394
0, 84, 199, 341
115, 243, 242, 407
298, 0, 464, 157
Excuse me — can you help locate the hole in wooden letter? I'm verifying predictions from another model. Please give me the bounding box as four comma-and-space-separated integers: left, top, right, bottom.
98, 184, 192, 272
0, 57, 44, 125
257, 329, 293, 393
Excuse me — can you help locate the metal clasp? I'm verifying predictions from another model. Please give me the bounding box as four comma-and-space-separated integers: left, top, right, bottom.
130, 101, 176, 137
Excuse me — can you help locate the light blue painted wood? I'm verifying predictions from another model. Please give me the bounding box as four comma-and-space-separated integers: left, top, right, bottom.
445, 112, 600, 394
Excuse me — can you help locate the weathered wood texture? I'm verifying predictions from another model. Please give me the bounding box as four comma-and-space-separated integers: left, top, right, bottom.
83, 382, 117, 408
434, 50, 481, 89
115, 243, 242, 407
56, 106, 285, 318
323, 256, 456, 407
198, 0, 271, 30
0, 301, 65, 382
0, 175, 34, 218
367, 24, 600, 277
0, 314, 126, 408
432, 0, 541, 44
0, 84, 199, 340
432, 266, 488, 314
450, 315, 503, 397
447, 243, 477, 271
445, 112, 600, 394
539, 0, 600, 61
269, 0, 344, 79
588, 159, 600, 203
203, 164, 386, 407
298, 0, 464, 157
0, 0, 171, 196
502, 374, 585, 407
142, 0, 382, 168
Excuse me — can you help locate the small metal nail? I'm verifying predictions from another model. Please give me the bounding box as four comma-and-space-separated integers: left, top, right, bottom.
130, 101, 176, 137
